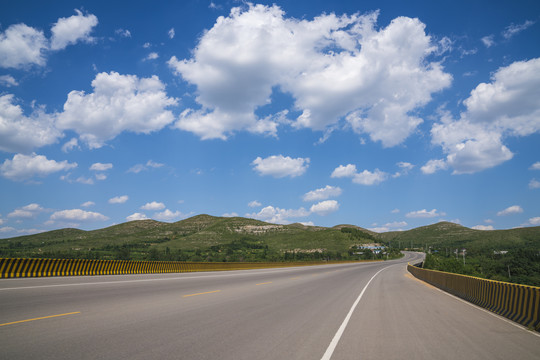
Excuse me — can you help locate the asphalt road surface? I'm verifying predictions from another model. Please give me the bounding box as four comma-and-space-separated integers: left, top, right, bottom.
1, 252, 539, 359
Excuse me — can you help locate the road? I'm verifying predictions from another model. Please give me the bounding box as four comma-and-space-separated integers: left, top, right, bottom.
1, 252, 539, 359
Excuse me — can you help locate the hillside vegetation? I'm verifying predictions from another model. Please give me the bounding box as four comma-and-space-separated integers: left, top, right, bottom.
1, 217, 539, 284
0, 215, 390, 262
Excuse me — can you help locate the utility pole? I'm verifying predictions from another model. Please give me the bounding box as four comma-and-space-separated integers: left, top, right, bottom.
463, 249, 466, 265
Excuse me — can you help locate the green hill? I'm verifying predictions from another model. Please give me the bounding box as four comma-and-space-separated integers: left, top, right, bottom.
1, 217, 539, 264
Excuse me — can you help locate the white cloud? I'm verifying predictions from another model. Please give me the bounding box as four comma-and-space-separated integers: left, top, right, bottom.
303, 185, 342, 202
331, 164, 357, 178
168, 28, 175, 39
0, 23, 47, 68
126, 212, 148, 221
81, 201, 95, 207
529, 179, 540, 189
406, 209, 445, 218
248, 200, 262, 208
115, 29, 131, 38
530, 162, 540, 170
0, 75, 19, 87
50, 209, 108, 222
369, 221, 408, 232
0, 226, 16, 233
0, 94, 63, 153
481, 35, 495, 48
430, 58, 540, 174
141, 201, 165, 211
169, 5, 451, 143
153, 209, 185, 221
497, 205, 523, 216
393, 161, 414, 177
144, 52, 159, 61
353, 169, 388, 186
246, 205, 310, 224
62, 138, 79, 153
391, 208, 400, 214
527, 217, 540, 226
472, 225, 494, 230
310, 200, 340, 216
90, 162, 113, 171
95, 173, 107, 181
127, 160, 164, 173
108, 195, 129, 204
50, 9, 98, 50
331, 163, 387, 185
76, 176, 94, 185
56, 72, 178, 148
421, 159, 448, 174
0, 153, 76, 181
222, 212, 239, 217
8, 203, 44, 218
502, 20, 535, 40
252, 155, 309, 178
485, 219, 494, 224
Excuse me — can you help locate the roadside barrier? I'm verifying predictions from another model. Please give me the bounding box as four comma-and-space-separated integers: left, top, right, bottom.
407, 262, 540, 331
0, 258, 378, 279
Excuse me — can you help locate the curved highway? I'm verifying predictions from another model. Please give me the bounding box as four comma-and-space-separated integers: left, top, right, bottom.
1, 252, 539, 359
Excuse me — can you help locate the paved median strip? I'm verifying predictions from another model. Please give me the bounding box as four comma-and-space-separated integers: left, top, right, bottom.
183, 290, 221, 298
0, 312, 81, 327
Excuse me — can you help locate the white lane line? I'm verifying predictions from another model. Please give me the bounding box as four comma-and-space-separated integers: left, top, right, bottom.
321, 265, 391, 360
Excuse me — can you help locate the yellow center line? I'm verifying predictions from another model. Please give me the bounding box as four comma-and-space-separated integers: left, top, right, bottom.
256, 282, 273, 285
183, 290, 221, 298
0, 312, 81, 327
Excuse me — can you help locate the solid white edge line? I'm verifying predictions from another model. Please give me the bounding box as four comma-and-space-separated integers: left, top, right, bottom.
320, 265, 392, 360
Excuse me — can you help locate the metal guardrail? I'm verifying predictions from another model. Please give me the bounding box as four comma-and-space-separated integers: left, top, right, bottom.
0, 257, 378, 279
407, 262, 540, 331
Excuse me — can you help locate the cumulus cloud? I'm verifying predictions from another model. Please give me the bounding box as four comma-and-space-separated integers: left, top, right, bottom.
472, 225, 494, 230
246, 205, 310, 224
310, 200, 340, 216
144, 52, 159, 61
126, 212, 148, 221
529, 179, 540, 189
421, 159, 448, 174
331, 164, 357, 178
248, 200, 262, 208
169, 5, 451, 143
81, 201, 95, 207
90, 162, 113, 171
406, 209, 445, 218
0, 153, 76, 181
108, 195, 129, 204
353, 169, 388, 185
496, 205, 523, 216
428, 58, 540, 174
56, 72, 178, 148
369, 221, 408, 232
62, 138, 79, 153
168, 28, 175, 39
115, 29, 131, 38
0, 94, 62, 153
222, 212, 239, 217
331, 163, 387, 185
50, 209, 108, 222
393, 162, 414, 177
50, 9, 98, 50
526, 217, 540, 226
303, 185, 342, 202
252, 155, 309, 178
530, 162, 540, 170
141, 201, 165, 211
0, 23, 47, 68
8, 203, 44, 218
153, 209, 185, 221
127, 160, 164, 174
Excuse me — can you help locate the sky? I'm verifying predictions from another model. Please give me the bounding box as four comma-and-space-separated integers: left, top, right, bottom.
0, 0, 539, 238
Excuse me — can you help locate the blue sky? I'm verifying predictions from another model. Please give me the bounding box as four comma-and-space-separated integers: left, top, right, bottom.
1, 0, 539, 237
